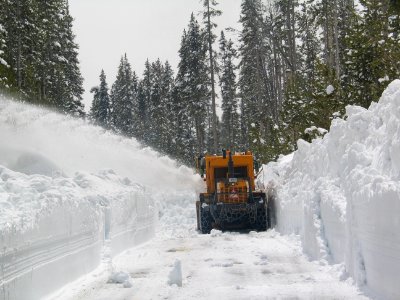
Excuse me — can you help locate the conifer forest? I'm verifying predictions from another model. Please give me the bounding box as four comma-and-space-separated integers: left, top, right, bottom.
1, 0, 399, 165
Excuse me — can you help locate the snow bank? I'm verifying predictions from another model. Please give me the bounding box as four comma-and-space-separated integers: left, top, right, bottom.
0, 166, 153, 300
0, 99, 201, 300
263, 80, 400, 300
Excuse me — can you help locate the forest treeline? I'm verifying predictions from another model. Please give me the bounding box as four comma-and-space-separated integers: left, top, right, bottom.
1, 0, 400, 165
0, 0, 85, 115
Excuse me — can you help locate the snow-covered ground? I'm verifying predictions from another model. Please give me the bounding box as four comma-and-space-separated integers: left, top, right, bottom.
262, 80, 400, 300
49, 190, 367, 300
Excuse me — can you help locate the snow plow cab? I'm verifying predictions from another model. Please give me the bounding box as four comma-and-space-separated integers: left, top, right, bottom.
196, 150, 271, 234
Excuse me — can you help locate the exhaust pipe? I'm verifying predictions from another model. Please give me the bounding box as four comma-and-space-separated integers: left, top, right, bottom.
228, 151, 234, 178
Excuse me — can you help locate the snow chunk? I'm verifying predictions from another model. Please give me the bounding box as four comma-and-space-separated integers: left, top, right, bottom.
210, 229, 222, 237
108, 271, 130, 284
0, 57, 9, 67
123, 279, 133, 288
168, 259, 182, 287
326, 85, 335, 95
108, 271, 132, 288
304, 126, 327, 136
378, 75, 389, 83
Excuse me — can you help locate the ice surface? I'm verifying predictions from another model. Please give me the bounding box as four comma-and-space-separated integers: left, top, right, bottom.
263, 80, 400, 299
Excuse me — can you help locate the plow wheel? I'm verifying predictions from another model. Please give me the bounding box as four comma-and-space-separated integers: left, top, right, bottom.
200, 206, 213, 234
254, 206, 267, 231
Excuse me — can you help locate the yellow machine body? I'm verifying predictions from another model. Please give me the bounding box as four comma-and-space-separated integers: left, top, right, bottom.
202, 151, 255, 194
196, 150, 269, 233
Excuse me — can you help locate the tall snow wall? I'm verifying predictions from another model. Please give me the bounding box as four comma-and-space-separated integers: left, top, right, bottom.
263, 80, 400, 300
0, 99, 200, 300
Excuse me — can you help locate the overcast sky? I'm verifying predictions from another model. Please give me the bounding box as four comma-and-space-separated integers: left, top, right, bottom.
68, 0, 242, 110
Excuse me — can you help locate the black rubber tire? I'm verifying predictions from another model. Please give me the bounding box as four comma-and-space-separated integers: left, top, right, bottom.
200, 206, 213, 234
254, 206, 267, 231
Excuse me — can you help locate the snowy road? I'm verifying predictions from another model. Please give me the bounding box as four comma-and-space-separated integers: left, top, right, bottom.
52, 195, 369, 300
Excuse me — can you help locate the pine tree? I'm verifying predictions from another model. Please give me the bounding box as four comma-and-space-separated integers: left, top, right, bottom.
202, 0, 222, 153
159, 61, 176, 153
274, 0, 298, 75
35, 0, 65, 106
152, 59, 164, 146
58, 1, 85, 115
273, 0, 353, 157
281, 60, 341, 149
0, 2, 11, 92
136, 80, 147, 141
110, 55, 137, 136
296, 1, 320, 86
173, 83, 196, 164
139, 59, 152, 143
343, 0, 400, 108
130, 69, 140, 135
0, 0, 84, 114
219, 31, 239, 151
90, 69, 110, 127
1, 0, 38, 96
176, 14, 209, 159
239, 0, 273, 160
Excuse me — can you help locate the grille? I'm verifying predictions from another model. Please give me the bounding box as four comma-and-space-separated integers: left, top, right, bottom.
217, 186, 248, 203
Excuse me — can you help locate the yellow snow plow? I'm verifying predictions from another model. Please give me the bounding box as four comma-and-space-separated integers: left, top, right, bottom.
195, 150, 272, 234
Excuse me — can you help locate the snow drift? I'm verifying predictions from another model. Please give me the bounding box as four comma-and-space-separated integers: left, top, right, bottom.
0, 99, 201, 300
263, 80, 400, 300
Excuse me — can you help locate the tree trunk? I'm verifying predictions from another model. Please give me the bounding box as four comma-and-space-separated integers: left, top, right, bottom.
206, 0, 218, 153
17, 1, 22, 90
333, 0, 340, 79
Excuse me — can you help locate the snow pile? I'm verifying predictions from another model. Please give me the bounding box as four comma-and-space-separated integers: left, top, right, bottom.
0, 98, 201, 299
156, 189, 199, 239
108, 271, 133, 288
263, 80, 400, 299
